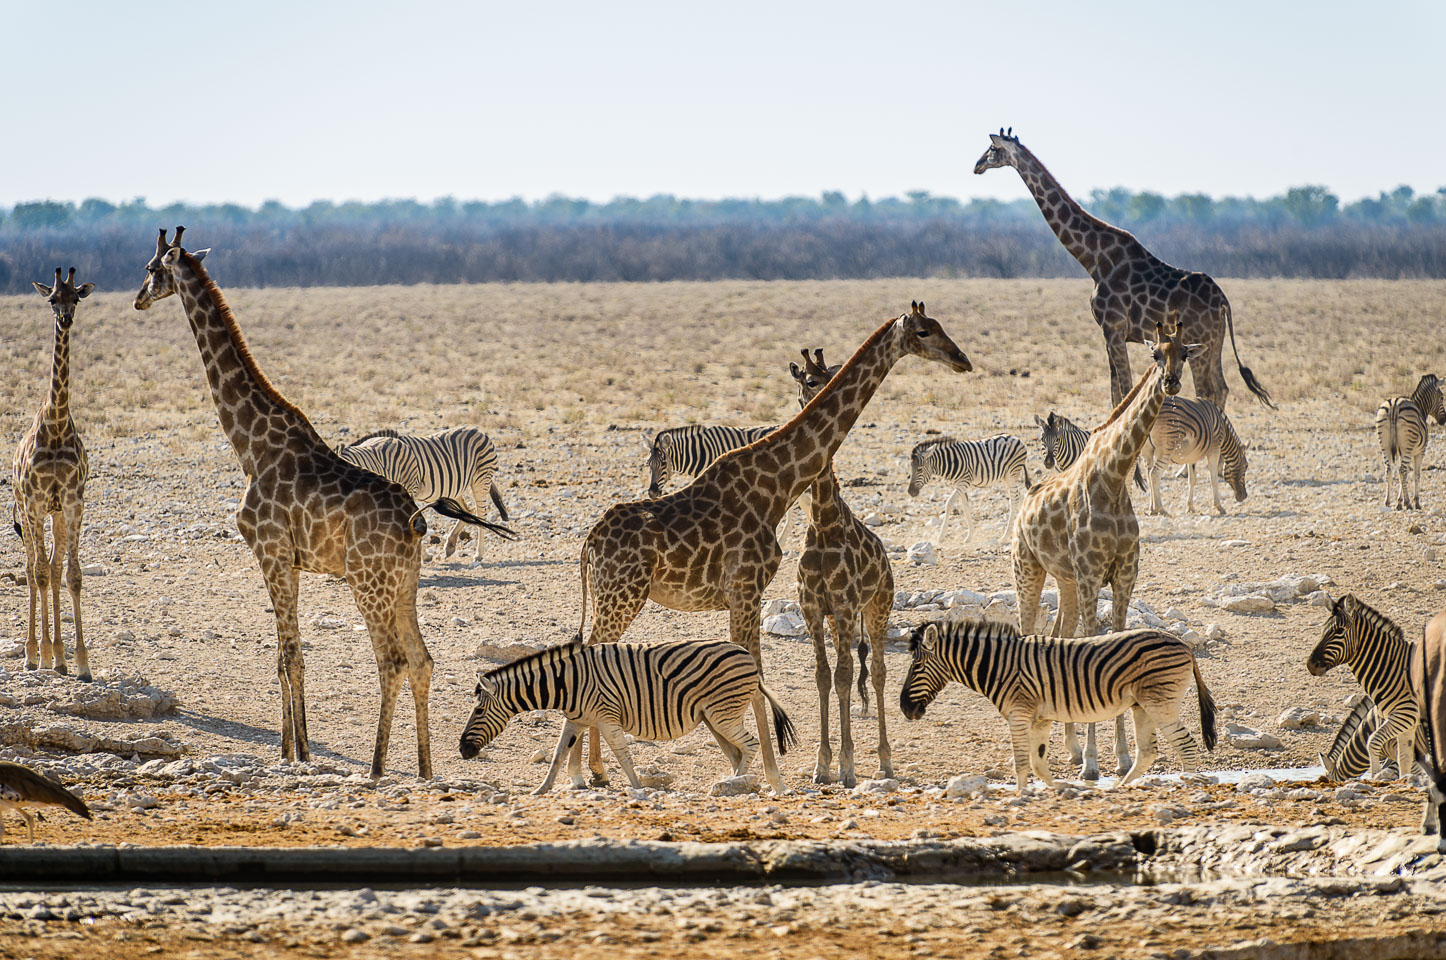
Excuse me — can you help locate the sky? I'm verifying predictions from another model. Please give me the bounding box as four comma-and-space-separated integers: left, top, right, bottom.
4, 0, 1442, 209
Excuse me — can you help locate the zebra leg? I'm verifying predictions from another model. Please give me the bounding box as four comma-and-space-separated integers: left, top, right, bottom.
802, 600, 834, 784
1147, 458, 1167, 516
702, 713, 747, 773
1028, 719, 1056, 788
1007, 715, 1035, 793
597, 723, 642, 789
1080, 723, 1100, 781
1413, 450, 1425, 510
1367, 715, 1415, 779
832, 606, 858, 789
1397, 724, 1419, 781
960, 490, 974, 543
1397, 456, 1411, 511
1118, 705, 1158, 787
1158, 719, 1204, 772
534, 719, 585, 795
939, 486, 960, 542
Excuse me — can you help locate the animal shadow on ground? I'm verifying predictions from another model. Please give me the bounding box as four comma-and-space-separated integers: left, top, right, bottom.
170, 710, 368, 769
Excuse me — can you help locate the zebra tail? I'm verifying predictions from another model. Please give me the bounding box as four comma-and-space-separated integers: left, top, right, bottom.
1223, 304, 1275, 409
1384, 407, 1400, 463
431, 498, 519, 541
1193, 658, 1218, 752
1021, 464, 1034, 493
760, 682, 798, 755
489, 481, 510, 522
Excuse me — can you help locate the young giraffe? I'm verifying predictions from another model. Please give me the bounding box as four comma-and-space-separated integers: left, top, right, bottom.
975, 129, 1271, 411
12, 268, 94, 681
789, 348, 893, 787
571, 303, 972, 790
1011, 322, 1195, 780
134, 228, 436, 778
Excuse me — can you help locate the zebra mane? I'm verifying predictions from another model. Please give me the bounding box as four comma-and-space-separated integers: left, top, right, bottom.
483, 638, 585, 679
910, 436, 959, 461
353, 428, 403, 444
1341, 594, 1404, 643
911, 617, 1022, 652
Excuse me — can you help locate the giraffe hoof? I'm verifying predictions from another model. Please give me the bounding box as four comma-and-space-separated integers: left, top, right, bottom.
78, 671, 92, 683
1081, 764, 1100, 782
55, 663, 68, 676
812, 769, 832, 785
840, 772, 857, 789
589, 773, 609, 787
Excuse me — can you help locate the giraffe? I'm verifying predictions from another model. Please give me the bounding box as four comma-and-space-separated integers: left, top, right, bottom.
1011, 322, 1195, 780
572, 303, 972, 790
789, 348, 894, 788
12, 268, 94, 681
133, 228, 436, 779
975, 129, 1272, 411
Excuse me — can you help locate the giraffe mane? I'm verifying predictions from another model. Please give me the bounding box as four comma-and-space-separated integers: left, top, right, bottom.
181, 251, 315, 426
1092, 364, 1154, 434
482, 638, 584, 679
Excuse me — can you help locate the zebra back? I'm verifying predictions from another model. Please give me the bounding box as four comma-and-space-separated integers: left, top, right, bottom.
908, 434, 1029, 495
646, 424, 777, 495
337, 434, 423, 494
1308, 595, 1418, 719
387, 427, 500, 504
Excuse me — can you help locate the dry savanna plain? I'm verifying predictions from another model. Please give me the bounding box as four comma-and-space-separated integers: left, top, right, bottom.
3, 276, 1446, 959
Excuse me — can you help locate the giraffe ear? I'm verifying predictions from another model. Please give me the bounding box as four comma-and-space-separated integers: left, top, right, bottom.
31, 281, 53, 297
76, 283, 95, 299
789, 362, 804, 381
191, 248, 211, 263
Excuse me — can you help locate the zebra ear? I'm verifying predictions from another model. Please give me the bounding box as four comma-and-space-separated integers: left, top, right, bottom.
1033, 414, 1047, 428
922, 623, 939, 652
478, 677, 497, 698
639, 431, 653, 451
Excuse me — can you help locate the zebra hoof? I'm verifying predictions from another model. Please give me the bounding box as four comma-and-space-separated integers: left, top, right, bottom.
588, 772, 609, 787
812, 769, 831, 785
1080, 764, 1100, 782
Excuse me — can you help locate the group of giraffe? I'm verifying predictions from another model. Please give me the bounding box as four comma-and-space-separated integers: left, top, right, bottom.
18, 128, 1439, 796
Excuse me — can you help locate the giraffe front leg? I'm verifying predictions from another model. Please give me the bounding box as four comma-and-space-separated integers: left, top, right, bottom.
802, 597, 833, 784
19, 511, 44, 672
729, 598, 784, 794
259, 562, 307, 763
832, 607, 857, 789
46, 512, 67, 674
62, 501, 89, 681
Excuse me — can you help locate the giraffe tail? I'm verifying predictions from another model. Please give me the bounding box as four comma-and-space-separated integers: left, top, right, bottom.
1223, 304, 1275, 409
10, 504, 18, 540
574, 541, 590, 644
489, 481, 510, 522
1193, 657, 1217, 752
431, 498, 518, 541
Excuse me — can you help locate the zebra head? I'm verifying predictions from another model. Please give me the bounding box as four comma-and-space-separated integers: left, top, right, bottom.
895, 302, 972, 374
907, 439, 941, 496
1035, 412, 1061, 470
900, 622, 951, 721
1223, 426, 1249, 503
974, 127, 1021, 175
1418, 375, 1446, 425
1145, 319, 1197, 397
1307, 594, 1358, 676
644, 432, 671, 498
134, 226, 209, 311
458, 677, 512, 759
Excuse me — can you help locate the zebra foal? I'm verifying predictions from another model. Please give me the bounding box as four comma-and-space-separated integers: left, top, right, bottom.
1141, 396, 1249, 516
1375, 374, 1446, 511
459, 638, 797, 795
907, 434, 1031, 542
337, 426, 515, 561
900, 619, 1216, 792
1306, 594, 1419, 779
1034, 412, 1091, 472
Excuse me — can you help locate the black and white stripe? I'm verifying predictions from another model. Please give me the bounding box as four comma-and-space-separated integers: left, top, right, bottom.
1376, 374, 1446, 510
1034, 412, 1091, 472
1143, 396, 1248, 515
900, 619, 1215, 791
907, 434, 1031, 541
1307, 594, 1419, 778
1320, 695, 1426, 779
458, 639, 797, 794
338, 426, 514, 560
643, 424, 776, 497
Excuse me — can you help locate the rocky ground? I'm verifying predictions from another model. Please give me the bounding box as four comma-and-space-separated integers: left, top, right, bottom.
3, 278, 1446, 956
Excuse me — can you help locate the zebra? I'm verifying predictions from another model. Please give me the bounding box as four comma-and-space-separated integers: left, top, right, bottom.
1141, 396, 1249, 516
1412, 609, 1446, 847
1320, 695, 1425, 779
1306, 594, 1419, 779
641, 423, 808, 536
907, 434, 1032, 542
337, 426, 516, 562
1375, 374, 1446, 510
458, 638, 797, 795
1034, 412, 1091, 472
900, 618, 1216, 792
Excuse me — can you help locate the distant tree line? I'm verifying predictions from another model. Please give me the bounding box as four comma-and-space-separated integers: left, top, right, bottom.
2, 185, 1445, 292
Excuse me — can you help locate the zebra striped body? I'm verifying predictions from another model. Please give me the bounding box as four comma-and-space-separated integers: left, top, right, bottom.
1034, 412, 1091, 472
643, 424, 777, 497
459, 639, 796, 794
900, 619, 1215, 791
1320, 695, 1425, 779
1307, 595, 1419, 779
1376, 375, 1446, 510
338, 426, 512, 561
908, 434, 1032, 542
1142, 396, 1248, 516
1411, 610, 1446, 847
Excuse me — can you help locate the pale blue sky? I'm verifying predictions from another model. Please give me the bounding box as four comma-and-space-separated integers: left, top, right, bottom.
5, 0, 1441, 208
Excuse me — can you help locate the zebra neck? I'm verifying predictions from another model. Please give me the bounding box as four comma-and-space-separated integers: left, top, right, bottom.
497, 661, 575, 714
1412, 380, 1438, 412
942, 628, 1011, 703
1349, 630, 1410, 699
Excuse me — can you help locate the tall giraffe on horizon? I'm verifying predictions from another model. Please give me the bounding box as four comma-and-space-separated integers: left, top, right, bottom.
133, 227, 442, 779
13, 268, 94, 681
572, 303, 972, 791
1011, 322, 1195, 779
975, 129, 1272, 411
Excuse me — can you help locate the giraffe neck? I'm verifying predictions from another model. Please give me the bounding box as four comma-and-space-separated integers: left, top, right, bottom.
1009, 144, 1126, 277
171, 254, 326, 476
1083, 365, 1165, 488
41, 322, 73, 432
805, 460, 851, 533
735, 318, 904, 521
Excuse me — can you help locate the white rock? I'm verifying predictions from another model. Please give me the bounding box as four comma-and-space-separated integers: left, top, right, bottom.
762, 612, 807, 637
944, 774, 988, 799
906, 542, 938, 566
1221, 594, 1274, 614
1235, 772, 1276, 792
312, 615, 347, 630
1276, 707, 1319, 730
852, 778, 899, 795
1227, 724, 1282, 750
1164, 607, 1189, 623
1205, 624, 1225, 642
761, 598, 797, 618
944, 589, 989, 609
529, 749, 548, 763
1305, 591, 1331, 607
1220, 539, 1250, 548
708, 775, 759, 797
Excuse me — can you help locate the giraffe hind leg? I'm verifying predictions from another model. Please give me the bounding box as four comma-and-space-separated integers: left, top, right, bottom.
47, 511, 65, 674
62, 500, 89, 681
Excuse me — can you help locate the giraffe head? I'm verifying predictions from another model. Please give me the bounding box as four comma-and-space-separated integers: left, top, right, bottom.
973, 127, 1022, 175
32, 267, 93, 330
134, 227, 209, 310
894, 301, 972, 373
788, 348, 838, 407
1144, 320, 1196, 397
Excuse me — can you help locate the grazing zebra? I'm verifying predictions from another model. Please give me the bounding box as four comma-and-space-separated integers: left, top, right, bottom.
1141, 396, 1249, 516
1306, 594, 1419, 779
1375, 374, 1446, 510
458, 638, 797, 795
907, 434, 1032, 542
337, 427, 516, 561
900, 619, 1216, 792
642, 423, 807, 536
1034, 412, 1091, 472
1411, 610, 1446, 847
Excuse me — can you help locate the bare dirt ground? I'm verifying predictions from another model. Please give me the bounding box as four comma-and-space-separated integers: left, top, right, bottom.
4, 276, 1446, 957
